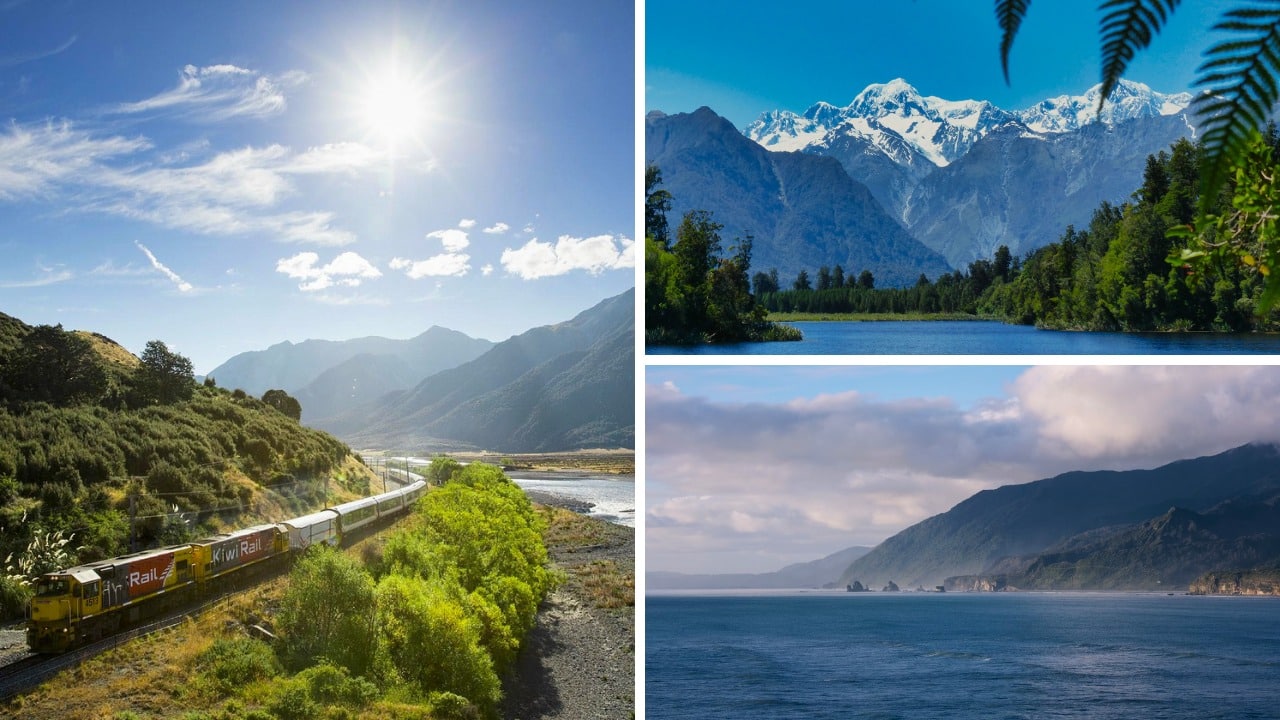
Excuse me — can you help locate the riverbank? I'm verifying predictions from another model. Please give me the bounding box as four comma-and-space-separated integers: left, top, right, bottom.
503, 503, 635, 719
767, 311, 986, 322
451, 449, 634, 476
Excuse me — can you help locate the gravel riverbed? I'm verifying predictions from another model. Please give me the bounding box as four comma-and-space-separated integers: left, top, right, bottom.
503, 495, 635, 719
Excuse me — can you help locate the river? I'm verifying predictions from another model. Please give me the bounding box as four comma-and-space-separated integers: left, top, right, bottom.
648, 320, 1280, 355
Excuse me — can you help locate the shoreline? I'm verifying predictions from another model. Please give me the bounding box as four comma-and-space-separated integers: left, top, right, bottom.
503, 505, 635, 719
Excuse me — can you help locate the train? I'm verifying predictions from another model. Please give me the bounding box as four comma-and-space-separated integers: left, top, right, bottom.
25, 479, 427, 653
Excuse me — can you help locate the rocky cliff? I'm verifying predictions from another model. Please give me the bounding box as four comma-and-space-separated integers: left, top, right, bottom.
1188, 569, 1280, 596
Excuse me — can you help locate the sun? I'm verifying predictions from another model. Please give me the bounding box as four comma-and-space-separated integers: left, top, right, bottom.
358, 63, 428, 149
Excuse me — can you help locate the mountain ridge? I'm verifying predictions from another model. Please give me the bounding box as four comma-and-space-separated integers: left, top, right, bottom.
836, 443, 1280, 590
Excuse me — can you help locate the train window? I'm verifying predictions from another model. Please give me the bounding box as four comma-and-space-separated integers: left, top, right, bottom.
35, 578, 69, 597
84, 581, 98, 598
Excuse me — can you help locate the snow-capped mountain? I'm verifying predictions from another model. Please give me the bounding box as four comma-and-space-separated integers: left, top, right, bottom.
1019, 79, 1193, 133
744, 78, 1192, 169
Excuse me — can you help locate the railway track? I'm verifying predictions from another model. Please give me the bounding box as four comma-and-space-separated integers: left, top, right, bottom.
0, 605, 201, 701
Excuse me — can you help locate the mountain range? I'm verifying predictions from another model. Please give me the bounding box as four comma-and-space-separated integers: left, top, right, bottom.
206, 327, 494, 422
207, 290, 634, 453
309, 289, 634, 453
648, 545, 872, 591
837, 443, 1280, 591
648, 79, 1198, 277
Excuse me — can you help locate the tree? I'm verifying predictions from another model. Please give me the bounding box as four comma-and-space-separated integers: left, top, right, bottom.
278, 548, 379, 676
752, 270, 779, 296
645, 164, 673, 249
793, 269, 811, 291
134, 340, 194, 405
816, 266, 833, 291
858, 269, 875, 290
996, 0, 1280, 307
1, 325, 107, 406
832, 264, 846, 289
262, 389, 302, 422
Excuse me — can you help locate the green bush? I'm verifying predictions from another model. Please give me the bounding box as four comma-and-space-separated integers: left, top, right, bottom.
0, 575, 32, 621
277, 548, 378, 676
375, 574, 500, 714
196, 636, 281, 695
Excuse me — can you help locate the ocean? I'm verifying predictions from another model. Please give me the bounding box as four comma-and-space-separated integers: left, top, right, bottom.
645, 591, 1280, 719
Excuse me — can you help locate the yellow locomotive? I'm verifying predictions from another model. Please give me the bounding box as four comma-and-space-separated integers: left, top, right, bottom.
27, 480, 426, 653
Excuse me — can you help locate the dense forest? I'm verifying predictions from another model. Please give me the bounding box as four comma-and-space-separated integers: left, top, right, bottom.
644, 166, 802, 344
0, 312, 372, 617
757, 130, 1280, 332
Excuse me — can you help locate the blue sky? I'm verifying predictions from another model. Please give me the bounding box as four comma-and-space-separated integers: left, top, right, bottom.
646, 365, 1280, 575
0, 0, 634, 374
647, 0, 1223, 129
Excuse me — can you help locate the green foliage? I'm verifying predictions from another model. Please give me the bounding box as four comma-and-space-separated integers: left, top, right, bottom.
261, 389, 302, 422
134, 339, 196, 406
1098, 1, 1182, 111
375, 574, 499, 716
427, 455, 463, 485
645, 168, 799, 344
0, 325, 108, 406
0, 574, 31, 619
265, 661, 378, 718
196, 636, 282, 695
277, 547, 378, 676
1192, 3, 1280, 215
1172, 129, 1280, 311
996, 0, 1280, 296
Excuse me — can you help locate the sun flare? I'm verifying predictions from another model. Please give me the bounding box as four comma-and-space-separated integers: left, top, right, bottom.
358, 64, 427, 148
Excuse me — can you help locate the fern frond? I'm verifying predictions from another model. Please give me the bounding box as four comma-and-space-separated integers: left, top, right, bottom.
1192, 1, 1280, 214
1097, 0, 1182, 112
998, 0, 1032, 84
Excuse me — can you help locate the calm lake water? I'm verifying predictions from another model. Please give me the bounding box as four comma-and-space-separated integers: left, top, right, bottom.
646, 592, 1280, 719
648, 320, 1280, 355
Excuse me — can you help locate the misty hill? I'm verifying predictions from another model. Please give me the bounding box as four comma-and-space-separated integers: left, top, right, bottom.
318, 289, 635, 453
645, 107, 951, 286
649, 545, 872, 591
206, 326, 494, 405
838, 444, 1280, 589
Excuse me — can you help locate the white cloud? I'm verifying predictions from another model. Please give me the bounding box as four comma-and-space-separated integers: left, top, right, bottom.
500, 234, 634, 279
0, 120, 149, 200
482, 222, 509, 235
109, 64, 306, 121
135, 241, 193, 293
389, 253, 470, 278
458, 218, 476, 229
480, 263, 494, 276
427, 228, 469, 253
276, 251, 382, 291
0, 120, 391, 246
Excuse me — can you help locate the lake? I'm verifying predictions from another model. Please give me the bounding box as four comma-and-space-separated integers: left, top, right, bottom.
646, 592, 1280, 719
647, 320, 1280, 355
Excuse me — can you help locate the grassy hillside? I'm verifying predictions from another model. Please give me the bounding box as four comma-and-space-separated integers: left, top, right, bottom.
0, 313, 376, 617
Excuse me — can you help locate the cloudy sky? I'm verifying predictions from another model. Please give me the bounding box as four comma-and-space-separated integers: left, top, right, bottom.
0, 0, 633, 374
647, 0, 1223, 128
646, 365, 1280, 575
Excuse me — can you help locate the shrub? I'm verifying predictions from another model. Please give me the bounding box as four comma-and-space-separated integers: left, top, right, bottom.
277, 548, 378, 676
196, 636, 281, 694
0, 575, 32, 621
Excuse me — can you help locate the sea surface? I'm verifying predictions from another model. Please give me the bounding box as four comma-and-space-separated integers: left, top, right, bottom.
647, 320, 1280, 355
646, 592, 1280, 719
